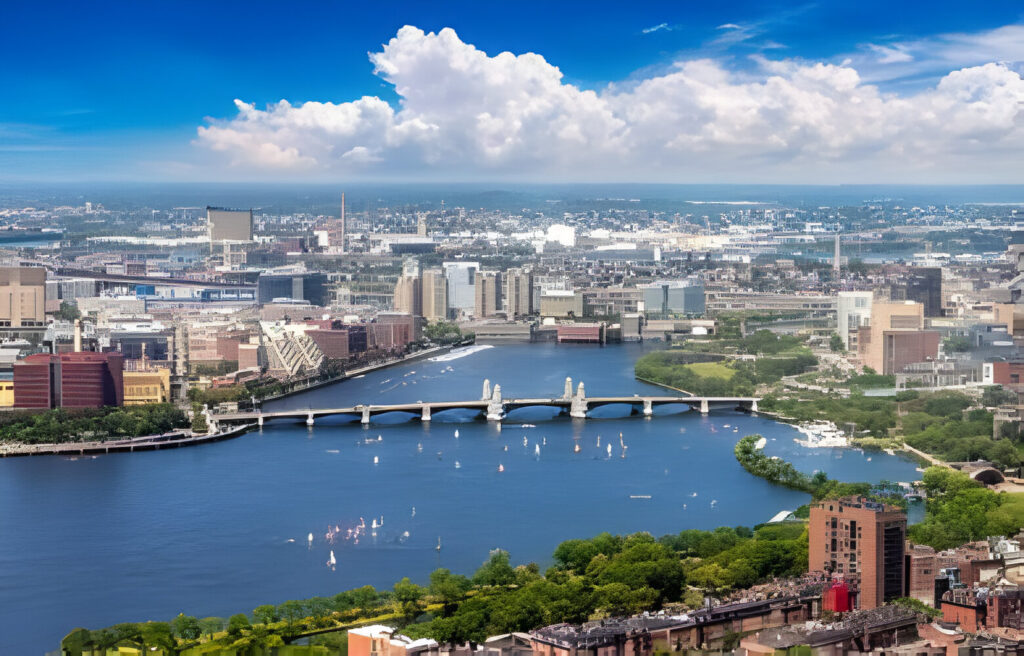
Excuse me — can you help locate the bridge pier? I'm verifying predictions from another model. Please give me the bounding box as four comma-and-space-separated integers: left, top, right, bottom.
700, 399, 709, 415
750, 399, 759, 413
361, 407, 371, 425
643, 399, 653, 416
421, 405, 431, 422
306, 413, 314, 426
257, 415, 263, 427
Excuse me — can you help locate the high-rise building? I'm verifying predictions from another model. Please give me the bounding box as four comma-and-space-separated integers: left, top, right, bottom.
837, 291, 873, 351
442, 262, 479, 314
809, 496, 907, 610
0, 267, 45, 327
504, 268, 534, 318
421, 270, 449, 321
906, 267, 943, 317
639, 280, 705, 316
393, 275, 422, 317
207, 207, 253, 242
339, 193, 346, 254
474, 271, 502, 318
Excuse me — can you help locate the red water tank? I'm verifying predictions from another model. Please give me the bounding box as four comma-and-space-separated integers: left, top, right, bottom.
823, 581, 851, 613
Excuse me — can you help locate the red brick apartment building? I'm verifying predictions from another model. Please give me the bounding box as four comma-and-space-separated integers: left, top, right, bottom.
809, 496, 907, 609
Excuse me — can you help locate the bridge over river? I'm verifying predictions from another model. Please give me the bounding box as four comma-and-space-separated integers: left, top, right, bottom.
210, 377, 759, 428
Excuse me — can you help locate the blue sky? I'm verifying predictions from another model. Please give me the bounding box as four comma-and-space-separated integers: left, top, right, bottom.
3, 0, 1024, 183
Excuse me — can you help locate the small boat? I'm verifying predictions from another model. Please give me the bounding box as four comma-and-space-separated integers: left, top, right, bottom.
455, 460, 461, 469
377, 435, 383, 442
724, 424, 731, 429
691, 492, 698, 497
630, 495, 652, 499
417, 443, 423, 452
574, 443, 581, 453
596, 435, 601, 447
711, 499, 718, 507
498, 463, 505, 472
866, 457, 872, 462
286, 538, 295, 543
328, 550, 336, 567
521, 424, 536, 428
606, 443, 612, 457
436, 537, 442, 551
411, 506, 416, 517
542, 437, 547, 446
523, 436, 528, 447
454, 429, 459, 438
373, 456, 379, 465
308, 532, 314, 544
535, 444, 541, 456
503, 445, 509, 452
325, 449, 340, 454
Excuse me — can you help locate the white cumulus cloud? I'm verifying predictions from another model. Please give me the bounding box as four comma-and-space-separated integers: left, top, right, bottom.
195, 25, 1024, 182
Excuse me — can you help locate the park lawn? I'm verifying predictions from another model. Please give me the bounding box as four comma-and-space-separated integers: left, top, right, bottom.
684, 362, 736, 380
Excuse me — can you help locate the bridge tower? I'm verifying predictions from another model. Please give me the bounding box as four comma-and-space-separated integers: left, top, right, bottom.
642, 399, 653, 416
570, 382, 588, 418
699, 399, 709, 414
421, 405, 431, 422
482, 379, 491, 401
361, 406, 371, 424
563, 377, 573, 400
487, 384, 504, 421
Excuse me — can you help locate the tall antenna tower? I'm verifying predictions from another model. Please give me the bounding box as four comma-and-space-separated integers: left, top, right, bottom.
339, 192, 346, 254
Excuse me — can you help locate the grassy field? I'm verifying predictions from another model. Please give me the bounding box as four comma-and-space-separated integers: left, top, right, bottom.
684, 361, 736, 380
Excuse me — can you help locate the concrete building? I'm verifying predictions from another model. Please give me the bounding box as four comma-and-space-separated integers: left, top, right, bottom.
348, 625, 438, 656
474, 271, 502, 318
639, 280, 705, 316
906, 267, 943, 317
421, 270, 449, 321
860, 301, 937, 374
442, 262, 479, 314
393, 275, 422, 317
837, 291, 873, 351
540, 290, 584, 318
207, 207, 253, 242
809, 496, 907, 610
0, 266, 46, 328
123, 367, 171, 405
256, 271, 329, 307
504, 268, 534, 318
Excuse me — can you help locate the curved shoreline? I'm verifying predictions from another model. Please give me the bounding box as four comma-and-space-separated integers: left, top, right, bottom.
0, 345, 455, 458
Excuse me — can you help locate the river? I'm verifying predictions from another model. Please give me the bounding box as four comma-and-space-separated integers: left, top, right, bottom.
0, 342, 921, 654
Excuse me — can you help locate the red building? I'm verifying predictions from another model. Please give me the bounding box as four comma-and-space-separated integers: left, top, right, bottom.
987, 361, 1024, 386
14, 352, 124, 409
556, 323, 606, 344
308, 329, 350, 360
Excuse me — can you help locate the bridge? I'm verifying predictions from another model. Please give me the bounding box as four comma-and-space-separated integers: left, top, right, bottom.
209, 378, 759, 429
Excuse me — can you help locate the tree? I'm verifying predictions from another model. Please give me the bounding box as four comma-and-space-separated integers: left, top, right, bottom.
140, 622, 174, 651
430, 568, 471, 616
473, 549, 515, 586
983, 385, 1017, 408
171, 613, 202, 641
54, 301, 81, 322
393, 577, 426, 624
227, 613, 251, 637
943, 336, 971, 353
253, 604, 279, 625
829, 334, 844, 352
199, 617, 224, 640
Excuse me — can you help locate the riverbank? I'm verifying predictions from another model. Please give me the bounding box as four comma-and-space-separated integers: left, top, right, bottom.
0, 346, 457, 458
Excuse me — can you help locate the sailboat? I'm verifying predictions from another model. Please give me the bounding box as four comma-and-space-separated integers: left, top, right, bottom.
596, 435, 601, 447
523, 436, 528, 447
373, 455, 379, 465
328, 550, 336, 567
498, 463, 505, 472
542, 437, 547, 446
436, 537, 442, 551
606, 443, 612, 457
454, 429, 459, 438
534, 443, 541, 456
574, 443, 581, 453
455, 460, 461, 469
307, 532, 314, 545
417, 443, 423, 453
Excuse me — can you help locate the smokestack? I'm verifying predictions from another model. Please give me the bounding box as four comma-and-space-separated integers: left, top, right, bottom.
73, 319, 82, 353
833, 232, 841, 278
340, 192, 346, 254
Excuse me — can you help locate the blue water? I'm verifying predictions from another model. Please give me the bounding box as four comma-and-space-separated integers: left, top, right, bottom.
0, 343, 921, 654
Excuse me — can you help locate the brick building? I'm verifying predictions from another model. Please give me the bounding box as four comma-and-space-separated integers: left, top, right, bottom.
14, 352, 124, 409
809, 497, 907, 609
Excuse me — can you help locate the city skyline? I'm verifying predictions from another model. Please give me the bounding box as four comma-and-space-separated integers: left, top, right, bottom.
3, 0, 1024, 184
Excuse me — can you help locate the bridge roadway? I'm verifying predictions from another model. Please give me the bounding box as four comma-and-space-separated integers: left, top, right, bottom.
212, 395, 759, 427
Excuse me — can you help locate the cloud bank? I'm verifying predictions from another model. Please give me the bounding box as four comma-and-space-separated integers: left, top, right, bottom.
196, 25, 1024, 182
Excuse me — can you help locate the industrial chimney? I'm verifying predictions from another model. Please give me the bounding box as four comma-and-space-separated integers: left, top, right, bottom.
73, 319, 82, 353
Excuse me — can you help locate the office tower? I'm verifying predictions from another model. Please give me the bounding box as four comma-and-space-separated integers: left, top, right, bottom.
442, 262, 479, 314
837, 291, 873, 350
207, 207, 254, 242
504, 268, 534, 318
422, 270, 449, 321
339, 193, 346, 254
0, 267, 45, 327
417, 214, 427, 237
640, 280, 705, 316
393, 275, 422, 317
256, 272, 329, 306
809, 496, 906, 610
474, 271, 502, 318
833, 233, 841, 277
906, 267, 943, 317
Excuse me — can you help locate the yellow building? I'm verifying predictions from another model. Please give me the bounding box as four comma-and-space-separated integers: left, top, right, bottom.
123, 368, 171, 405
0, 379, 14, 407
